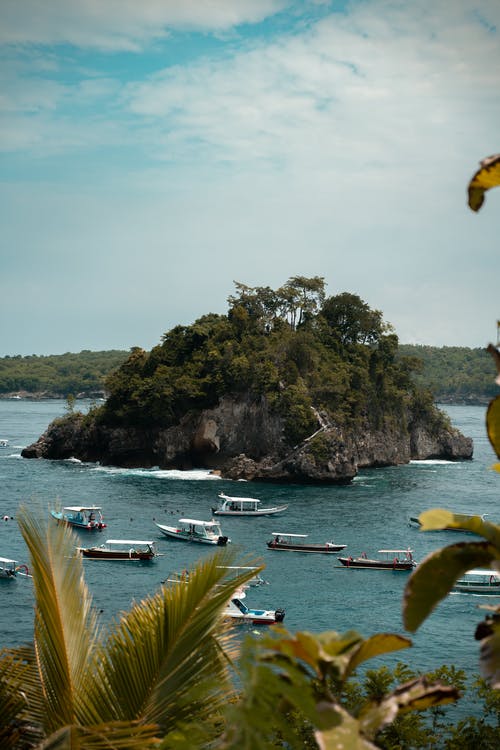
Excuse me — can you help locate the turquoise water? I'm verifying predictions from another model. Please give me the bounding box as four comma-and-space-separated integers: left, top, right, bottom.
0, 399, 498, 714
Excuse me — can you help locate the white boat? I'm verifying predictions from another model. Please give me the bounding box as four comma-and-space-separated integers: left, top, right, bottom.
223, 589, 285, 625
212, 492, 288, 516
0, 439, 9, 447
154, 518, 230, 545
453, 568, 500, 594
267, 532, 347, 553
50, 506, 106, 531
77, 539, 160, 561
0, 557, 18, 580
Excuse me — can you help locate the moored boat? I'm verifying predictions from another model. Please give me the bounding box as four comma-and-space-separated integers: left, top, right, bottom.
223, 590, 285, 625
77, 539, 159, 561
0, 557, 18, 580
212, 492, 288, 516
267, 532, 346, 553
50, 506, 106, 531
453, 568, 500, 594
338, 549, 416, 571
154, 518, 230, 545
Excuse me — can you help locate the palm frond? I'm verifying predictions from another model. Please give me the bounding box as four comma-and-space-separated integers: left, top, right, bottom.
17, 505, 102, 733
88, 550, 261, 736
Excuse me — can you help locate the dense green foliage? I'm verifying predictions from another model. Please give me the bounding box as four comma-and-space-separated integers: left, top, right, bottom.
398, 344, 496, 403
100, 279, 436, 442
0, 350, 128, 397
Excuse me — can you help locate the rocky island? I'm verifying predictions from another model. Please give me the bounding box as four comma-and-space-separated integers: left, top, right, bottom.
22, 278, 472, 482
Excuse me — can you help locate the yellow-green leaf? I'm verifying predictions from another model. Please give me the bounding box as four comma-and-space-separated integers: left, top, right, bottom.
487, 394, 500, 460
344, 634, 411, 679
403, 542, 497, 632
314, 703, 379, 750
468, 153, 500, 211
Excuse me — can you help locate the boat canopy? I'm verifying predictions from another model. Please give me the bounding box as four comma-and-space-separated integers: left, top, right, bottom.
105, 539, 155, 546
271, 532, 308, 539
63, 506, 102, 512
179, 518, 219, 527
463, 568, 499, 576
0, 557, 17, 564
219, 494, 260, 504
378, 549, 413, 554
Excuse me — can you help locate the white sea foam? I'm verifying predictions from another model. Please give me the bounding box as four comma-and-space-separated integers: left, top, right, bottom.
90, 466, 222, 481
409, 459, 457, 465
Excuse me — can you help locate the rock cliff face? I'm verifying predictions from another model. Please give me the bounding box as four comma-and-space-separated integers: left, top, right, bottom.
21, 395, 473, 484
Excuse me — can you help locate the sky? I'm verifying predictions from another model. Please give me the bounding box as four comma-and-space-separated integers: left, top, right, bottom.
1, 0, 499, 356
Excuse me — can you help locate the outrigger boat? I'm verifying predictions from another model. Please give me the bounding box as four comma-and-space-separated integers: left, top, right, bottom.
77, 539, 159, 561
212, 493, 288, 516
154, 518, 230, 546
50, 506, 106, 531
338, 549, 416, 571
452, 569, 500, 594
267, 532, 347, 553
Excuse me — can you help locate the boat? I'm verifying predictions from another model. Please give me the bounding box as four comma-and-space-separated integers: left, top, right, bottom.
266, 532, 347, 553
212, 492, 288, 516
0, 557, 18, 579
77, 539, 159, 561
0, 438, 9, 447
223, 590, 285, 625
50, 506, 106, 531
154, 518, 230, 545
452, 568, 500, 594
338, 549, 417, 571
408, 513, 487, 531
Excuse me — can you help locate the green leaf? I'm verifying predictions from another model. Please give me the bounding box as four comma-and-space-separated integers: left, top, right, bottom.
315, 704, 379, 749
344, 634, 412, 680
403, 542, 498, 631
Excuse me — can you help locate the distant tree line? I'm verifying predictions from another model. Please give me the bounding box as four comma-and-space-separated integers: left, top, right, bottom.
398, 344, 496, 403
0, 350, 128, 398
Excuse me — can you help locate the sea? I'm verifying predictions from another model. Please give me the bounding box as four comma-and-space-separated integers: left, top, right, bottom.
0, 399, 498, 718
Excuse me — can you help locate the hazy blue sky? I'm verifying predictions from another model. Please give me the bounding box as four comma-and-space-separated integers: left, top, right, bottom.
1, 0, 499, 356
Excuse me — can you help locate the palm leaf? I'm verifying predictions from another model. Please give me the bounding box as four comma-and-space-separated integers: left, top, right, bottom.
468, 153, 500, 211
17, 505, 103, 733
87, 550, 261, 737
487, 394, 500, 460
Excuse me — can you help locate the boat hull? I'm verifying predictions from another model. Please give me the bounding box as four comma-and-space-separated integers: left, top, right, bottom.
267, 541, 346, 553
213, 507, 287, 516
79, 549, 155, 561
338, 557, 415, 571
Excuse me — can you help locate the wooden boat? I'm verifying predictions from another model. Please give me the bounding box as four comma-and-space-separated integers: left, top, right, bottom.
154, 518, 230, 545
78, 539, 159, 561
50, 506, 106, 531
212, 492, 288, 516
338, 549, 416, 571
267, 532, 346, 553
453, 569, 500, 594
408, 513, 487, 532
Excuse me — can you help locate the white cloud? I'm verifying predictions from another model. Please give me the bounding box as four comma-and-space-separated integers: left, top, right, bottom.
0, 0, 287, 50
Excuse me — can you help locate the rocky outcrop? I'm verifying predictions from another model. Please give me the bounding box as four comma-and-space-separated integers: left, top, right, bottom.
21, 394, 473, 484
